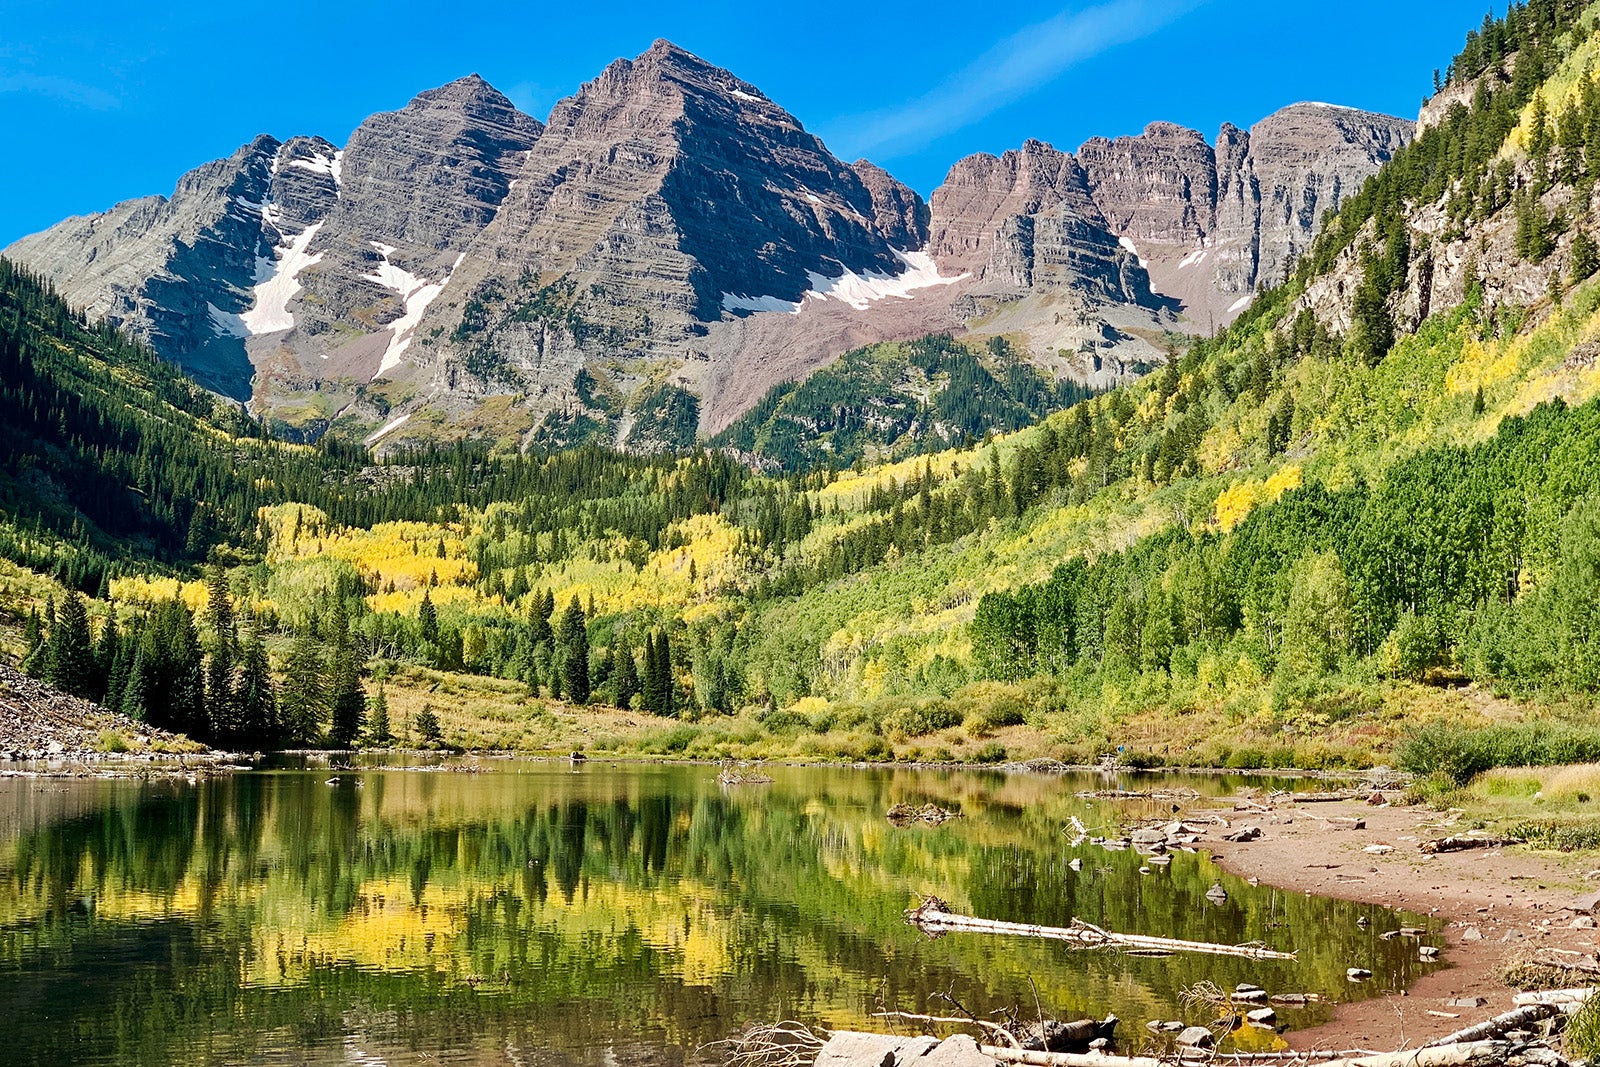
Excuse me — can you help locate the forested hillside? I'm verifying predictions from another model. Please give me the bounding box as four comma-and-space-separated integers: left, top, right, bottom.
5, 1, 1600, 768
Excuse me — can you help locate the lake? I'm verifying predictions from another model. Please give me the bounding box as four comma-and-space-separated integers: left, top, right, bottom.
0, 759, 1436, 1066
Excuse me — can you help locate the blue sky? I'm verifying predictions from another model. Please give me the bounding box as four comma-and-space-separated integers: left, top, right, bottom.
1, 0, 1489, 247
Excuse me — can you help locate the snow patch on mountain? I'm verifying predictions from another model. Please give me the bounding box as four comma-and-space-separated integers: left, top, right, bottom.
365, 244, 465, 378
1118, 235, 1148, 268
722, 250, 966, 318
804, 249, 967, 311
210, 221, 327, 338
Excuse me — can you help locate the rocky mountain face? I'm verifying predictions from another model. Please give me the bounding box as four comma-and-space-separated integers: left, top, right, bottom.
7, 76, 539, 415
932, 104, 1414, 337
5, 43, 1410, 451
425, 40, 946, 445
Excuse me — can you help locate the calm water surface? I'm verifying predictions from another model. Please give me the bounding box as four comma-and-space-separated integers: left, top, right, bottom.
0, 760, 1438, 1066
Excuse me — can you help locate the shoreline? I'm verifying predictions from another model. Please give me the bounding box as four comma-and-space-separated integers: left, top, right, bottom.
1204, 797, 1598, 1050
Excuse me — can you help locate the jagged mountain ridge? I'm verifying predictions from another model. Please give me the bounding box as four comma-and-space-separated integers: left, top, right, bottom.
5, 41, 1410, 449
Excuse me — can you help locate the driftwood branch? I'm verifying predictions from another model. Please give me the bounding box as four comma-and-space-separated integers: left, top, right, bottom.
982, 1041, 1519, 1067
869, 1011, 1021, 1048
1420, 1003, 1559, 1046
1513, 988, 1597, 1011
905, 898, 1295, 961
1421, 836, 1524, 854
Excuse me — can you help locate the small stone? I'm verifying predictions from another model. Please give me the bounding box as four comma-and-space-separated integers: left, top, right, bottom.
1364, 844, 1394, 854
1448, 997, 1486, 1009
1160, 1021, 1186, 1033
1571, 916, 1598, 929
1235, 983, 1263, 994
1176, 1026, 1214, 1049
1419, 946, 1441, 959
1347, 968, 1372, 981
1245, 1007, 1277, 1027
1068, 859, 1082, 871
1461, 926, 1483, 941
1231, 989, 1269, 1004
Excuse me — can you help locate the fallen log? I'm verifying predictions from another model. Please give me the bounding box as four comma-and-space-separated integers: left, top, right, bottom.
1513, 988, 1597, 1010
1420, 1003, 1560, 1047
1421, 835, 1523, 854
981, 1043, 1515, 1067
905, 897, 1295, 960
1287, 792, 1364, 803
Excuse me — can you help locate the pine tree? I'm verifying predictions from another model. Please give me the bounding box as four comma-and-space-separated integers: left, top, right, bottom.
20, 609, 43, 679
530, 590, 554, 648
418, 590, 439, 644
414, 703, 443, 746
612, 638, 639, 710
103, 618, 134, 715
367, 686, 392, 746
1573, 229, 1599, 282
120, 644, 150, 722
48, 591, 96, 700
203, 568, 237, 738
236, 623, 277, 747
654, 630, 675, 718
559, 596, 590, 704
25, 598, 56, 680
641, 632, 657, 713
93, 613, 120, 706
136, 599, 205, 737
280, 630, 326, 745
328, 600, 365, 747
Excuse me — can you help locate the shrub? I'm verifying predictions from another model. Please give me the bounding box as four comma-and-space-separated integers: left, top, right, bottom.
885, 701, 963, 738
1396, 720, 1600, 785
95, 730, 131, 754
974, 742, 1008, 764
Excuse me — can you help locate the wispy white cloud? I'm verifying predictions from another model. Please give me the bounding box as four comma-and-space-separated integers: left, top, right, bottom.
824, 0, 1207, 160
0, 73, 120, 111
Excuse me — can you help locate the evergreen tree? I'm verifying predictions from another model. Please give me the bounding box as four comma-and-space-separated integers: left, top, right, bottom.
93, 613, 120, 706
414, 703, 443, 746
24, 598, 56, 680
642, 632, 661, 714
328, 600, 365, 747
418, 590, 439, 644
1573, 229, 1599, 282
367, 686, 392, 746
236, 623, 277, 747
203, 568, 237, 737
657, 630, 675, 718
19, 609, 43, 679
120, 644, 150, 722
530, 590, 554, 648
136, 599, 205, 738
559, 596, 590, 704
612, 637, 639, 710
47, 591, 96, 700
280, 630, 326, 744
103, 618, 134, 715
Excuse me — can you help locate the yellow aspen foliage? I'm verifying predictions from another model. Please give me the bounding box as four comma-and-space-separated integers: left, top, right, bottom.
1212, 481, 1260, 533
1262, 464, 1303, 502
